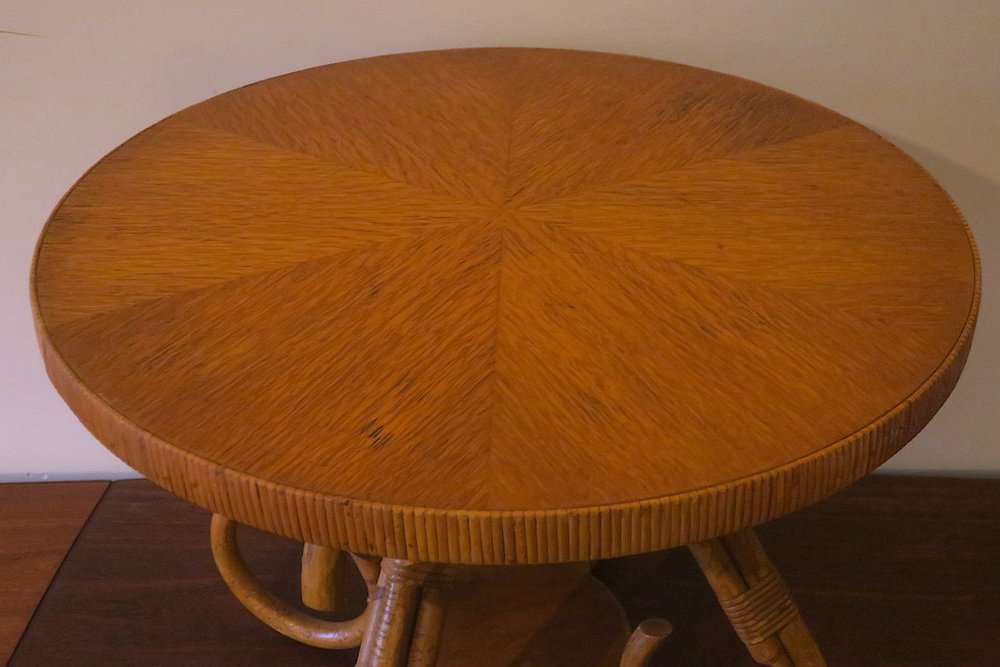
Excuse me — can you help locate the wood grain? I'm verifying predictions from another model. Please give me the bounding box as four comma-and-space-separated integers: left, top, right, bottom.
0, 481, 106, 665
31, 48, 980, 564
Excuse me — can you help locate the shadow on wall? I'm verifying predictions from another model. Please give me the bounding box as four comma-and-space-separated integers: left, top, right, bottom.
879, 134, 999, 473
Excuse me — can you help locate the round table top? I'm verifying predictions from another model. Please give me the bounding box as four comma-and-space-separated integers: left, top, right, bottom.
33, 48, 979, 564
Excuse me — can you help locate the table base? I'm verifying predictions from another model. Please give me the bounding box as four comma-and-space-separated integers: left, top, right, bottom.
363, 560, 633, 666
210, 515, 823, 666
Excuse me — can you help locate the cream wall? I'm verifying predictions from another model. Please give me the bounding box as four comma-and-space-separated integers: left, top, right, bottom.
2, 1, 997, 480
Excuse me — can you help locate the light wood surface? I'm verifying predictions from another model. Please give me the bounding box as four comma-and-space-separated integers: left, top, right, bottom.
0, 481, 107, 665
32, 48, 980, 565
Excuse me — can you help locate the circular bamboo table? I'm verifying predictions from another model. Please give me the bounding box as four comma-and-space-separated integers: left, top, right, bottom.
32, 49, 979, 666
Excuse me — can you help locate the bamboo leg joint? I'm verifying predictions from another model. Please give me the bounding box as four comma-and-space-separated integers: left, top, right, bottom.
690, 528, 827, 667
719, 570, 798, 646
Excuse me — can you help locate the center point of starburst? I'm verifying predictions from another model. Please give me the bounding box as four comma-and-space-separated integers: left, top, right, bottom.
490, 207, 521, 235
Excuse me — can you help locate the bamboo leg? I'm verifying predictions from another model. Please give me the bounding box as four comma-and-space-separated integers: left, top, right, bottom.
210, 515, 379, 650
620, 618, 673, 667
408, 586, 446, 667
357, 559, 444, 667
301, 544, 349, 612
690, 529, 826, 667
723, 531, 826, 666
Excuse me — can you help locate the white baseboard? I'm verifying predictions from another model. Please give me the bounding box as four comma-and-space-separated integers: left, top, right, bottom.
0, 471, 145, 483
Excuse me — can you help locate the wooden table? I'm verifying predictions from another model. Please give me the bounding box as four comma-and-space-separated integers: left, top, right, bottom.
31, 48, 980, 666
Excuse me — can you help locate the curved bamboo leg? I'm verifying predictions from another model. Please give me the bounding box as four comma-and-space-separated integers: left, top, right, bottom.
210, 515, 379, 649
620, 618, 673, 667
301, 544, 349, 612
690, 529, 826, 667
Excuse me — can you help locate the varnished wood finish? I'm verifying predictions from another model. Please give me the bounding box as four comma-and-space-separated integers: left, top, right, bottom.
213, 515, 635, 665
689, 539, 790, 666
210, 515, 379, 649
621, 618, 673, 667
430, 562, 629, 666
301, 544, 350, 612
690, 530, 824, 666
352, 558, 632, 666
357, 560, 426, 666
32, 48, 980, 564
216, 538, 632, 666
723, 530, 825, 666
11, 478, 1000, 665
0, 481, 106, 665
408, 585, 446, 666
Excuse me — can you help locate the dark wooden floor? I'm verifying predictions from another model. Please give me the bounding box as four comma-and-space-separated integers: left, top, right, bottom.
0, 482, 106, 666
5, 476, 1000, 666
